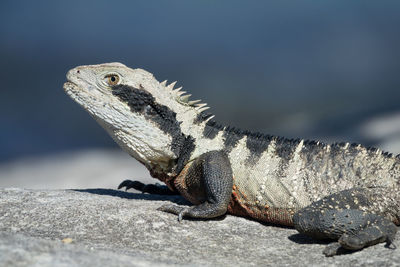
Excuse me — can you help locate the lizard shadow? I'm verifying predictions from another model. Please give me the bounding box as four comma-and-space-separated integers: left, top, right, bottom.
288, 233, 332, 245
72, 188, 190, 205
246, 219, 333, 245
289, 234, 366, 256
72, 188, 229, 222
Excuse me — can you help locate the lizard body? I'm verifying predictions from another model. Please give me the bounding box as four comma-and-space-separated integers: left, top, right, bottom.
64, 63, 400, 256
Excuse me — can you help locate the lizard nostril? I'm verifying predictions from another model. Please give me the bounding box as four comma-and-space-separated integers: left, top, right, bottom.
77, 70, 80, 74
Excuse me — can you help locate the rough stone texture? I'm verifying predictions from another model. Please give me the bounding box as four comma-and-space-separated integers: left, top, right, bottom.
0, 188, 399, 266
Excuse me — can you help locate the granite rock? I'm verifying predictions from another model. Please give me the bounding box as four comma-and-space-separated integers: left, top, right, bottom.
0, 188, 399, 266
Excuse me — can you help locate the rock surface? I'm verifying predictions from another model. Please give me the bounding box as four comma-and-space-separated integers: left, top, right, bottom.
0, 188, 399, 266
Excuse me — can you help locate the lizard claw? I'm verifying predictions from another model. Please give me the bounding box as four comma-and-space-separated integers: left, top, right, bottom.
178, 209, 190, 222
323, 242, 343, 257
158, 204, 188, 222
385, 237, 397, 249
118, 180, 145, 192
178, 212, 184, 222
117, 179, 130, 190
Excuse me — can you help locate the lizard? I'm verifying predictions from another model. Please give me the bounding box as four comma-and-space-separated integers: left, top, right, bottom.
64, 62, 400, 256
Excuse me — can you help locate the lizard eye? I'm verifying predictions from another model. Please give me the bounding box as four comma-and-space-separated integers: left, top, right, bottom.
105, 74, 120, 86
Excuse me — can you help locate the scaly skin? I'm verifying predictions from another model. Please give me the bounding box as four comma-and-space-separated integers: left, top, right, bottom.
64, 63, 400, 256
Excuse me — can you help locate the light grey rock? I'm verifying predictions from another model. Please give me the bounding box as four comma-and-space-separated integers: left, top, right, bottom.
0, 188, 399, 266
0, 232, 172, 267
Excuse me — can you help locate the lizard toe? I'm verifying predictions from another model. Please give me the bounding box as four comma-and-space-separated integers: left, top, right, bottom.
118, 180, 145, 191
323, 242, 342, 257
338, 234, 366, 250
178, 208, 192, 222
157, 204, 187, 217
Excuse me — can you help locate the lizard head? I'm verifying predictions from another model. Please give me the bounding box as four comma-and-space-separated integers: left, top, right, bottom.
63, 62, 207, 176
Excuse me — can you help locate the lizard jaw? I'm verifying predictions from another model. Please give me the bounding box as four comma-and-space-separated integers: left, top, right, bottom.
63, 81, 78, 95
63, 81, 88, 109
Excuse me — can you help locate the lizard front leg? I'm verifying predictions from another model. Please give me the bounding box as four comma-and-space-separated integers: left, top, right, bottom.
158, 150, 233, 221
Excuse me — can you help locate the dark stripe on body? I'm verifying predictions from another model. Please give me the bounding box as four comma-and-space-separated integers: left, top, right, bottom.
112, 84, 195, 174
112, 85, 397, 181
245, 134, 272, 164
223, 126, 245, 153
194, 112, 222, 139
194, 112, 214, 124
202, 120, 221, 139
275, 138, 301, 161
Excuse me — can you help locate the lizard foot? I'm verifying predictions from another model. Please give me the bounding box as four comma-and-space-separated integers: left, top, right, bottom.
338, 221, 397, 250
158, 201, 227, 221
322, 223, 397, 256
323, 242, 346, 257
157, 204, 190, 222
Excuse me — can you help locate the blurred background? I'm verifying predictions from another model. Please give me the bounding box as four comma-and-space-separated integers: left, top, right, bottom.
1, 1, 400, 189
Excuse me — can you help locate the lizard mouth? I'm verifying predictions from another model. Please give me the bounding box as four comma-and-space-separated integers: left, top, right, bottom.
63, 81, 78, 92
63, 81, 89, 109
63, 81, 83, 100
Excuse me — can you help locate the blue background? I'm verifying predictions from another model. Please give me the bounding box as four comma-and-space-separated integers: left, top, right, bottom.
1, 1, 400, 162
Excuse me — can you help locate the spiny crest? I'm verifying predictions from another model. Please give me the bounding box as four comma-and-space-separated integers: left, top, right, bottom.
160, 80, 211, 113
159, 79, 399, 160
